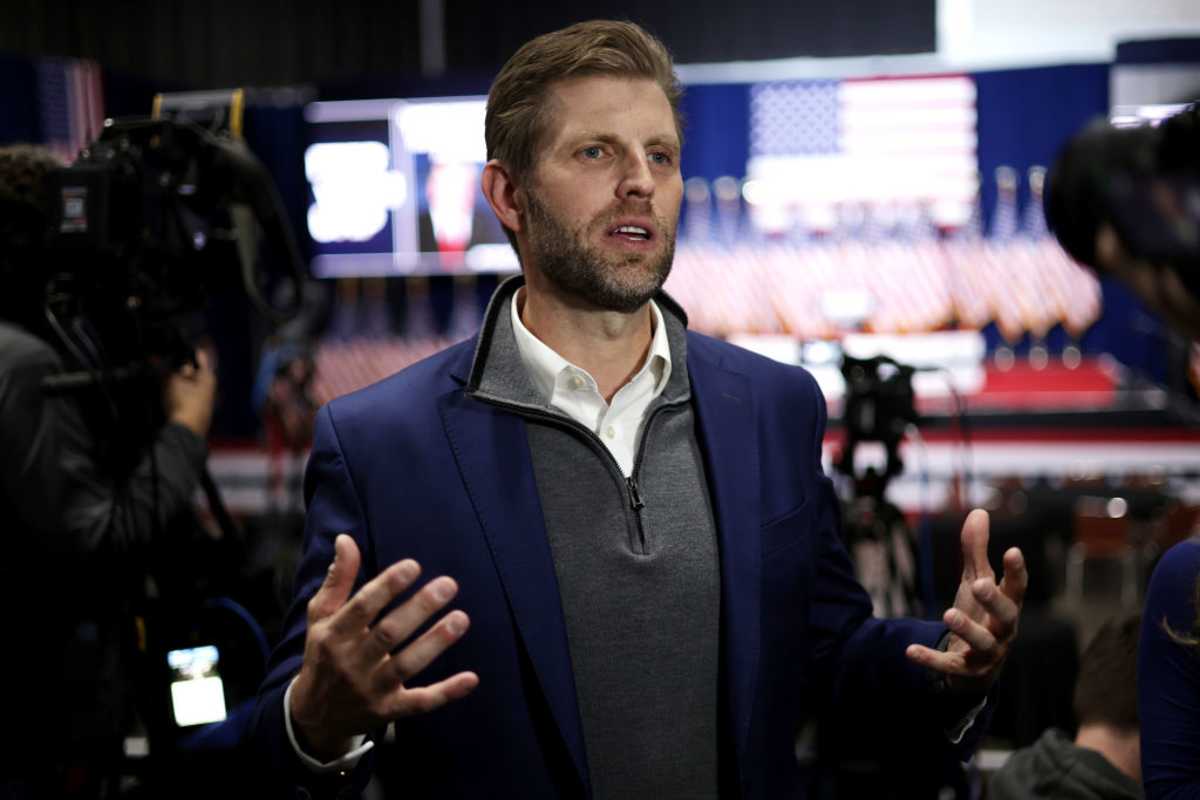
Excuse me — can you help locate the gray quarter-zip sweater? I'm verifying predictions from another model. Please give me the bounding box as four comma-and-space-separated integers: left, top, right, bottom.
467, 279, 723, 799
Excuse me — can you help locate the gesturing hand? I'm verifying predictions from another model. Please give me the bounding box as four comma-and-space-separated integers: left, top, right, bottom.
905, 508, 1027, 693
289, 534, 479, 759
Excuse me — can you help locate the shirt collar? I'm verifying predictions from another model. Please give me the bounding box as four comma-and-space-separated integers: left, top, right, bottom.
509, 287, 672, 405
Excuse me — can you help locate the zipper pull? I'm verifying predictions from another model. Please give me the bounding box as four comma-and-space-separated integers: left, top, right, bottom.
626, 476, 645, 511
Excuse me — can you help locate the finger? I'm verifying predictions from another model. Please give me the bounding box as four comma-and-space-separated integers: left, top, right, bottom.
376, 610, 470, 689
329, 557, 422, 636
944, 607, 998, 654
196, 347, 219, 376
970, 577, 1019, 634
360, 575, 459, 662
998, 547, 1028, 610
959, 508, 993, 581
307, 534, 361, 624
906, 644, 969, 676
384, 671, 480, 718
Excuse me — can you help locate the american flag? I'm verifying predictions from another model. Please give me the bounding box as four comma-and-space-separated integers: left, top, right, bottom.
982, 167, 1040, 342
1037, 239, 1102, 339
944, 193, 993, 329
784, 241, 838, 339
660, 78, 1111, 343
667, 237, 1104, 341
944, 237, 993, 329
313, 337, 461, 405
36, 57, 105, 165
740, 247, 782, 335
750, 80, 840, 157
747, 75, 978, 225
683, 177, 713, 243
910, 233, 954, 330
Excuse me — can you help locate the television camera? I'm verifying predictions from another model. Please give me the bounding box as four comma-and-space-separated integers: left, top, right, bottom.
40, 115, 306, 442
1046, 102, 1200, 338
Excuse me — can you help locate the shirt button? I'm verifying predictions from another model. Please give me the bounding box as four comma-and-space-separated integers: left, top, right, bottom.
605, 425, 616, 439
570, 376, 585, 390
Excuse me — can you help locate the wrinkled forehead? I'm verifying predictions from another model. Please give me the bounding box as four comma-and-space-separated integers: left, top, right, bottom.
536, 75, 680, 154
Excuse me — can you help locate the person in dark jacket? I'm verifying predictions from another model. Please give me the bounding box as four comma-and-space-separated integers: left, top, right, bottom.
989, 614, 1143, 800
0, 144, 217, 799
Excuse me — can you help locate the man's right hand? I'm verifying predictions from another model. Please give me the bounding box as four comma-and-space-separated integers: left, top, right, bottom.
288, 534, 479, 761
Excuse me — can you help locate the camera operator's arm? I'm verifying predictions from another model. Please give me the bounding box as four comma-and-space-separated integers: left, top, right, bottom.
0, 326, 215, 561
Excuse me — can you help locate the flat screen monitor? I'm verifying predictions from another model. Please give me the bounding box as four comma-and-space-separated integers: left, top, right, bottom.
304, 97, 517, 278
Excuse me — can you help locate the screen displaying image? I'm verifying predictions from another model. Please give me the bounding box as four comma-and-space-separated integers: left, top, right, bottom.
305, 97, 516, 278
167, 644, 227, 727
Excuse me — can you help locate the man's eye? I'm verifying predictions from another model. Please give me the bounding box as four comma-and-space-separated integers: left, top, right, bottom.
650, 151, 673, 166
581, 146, 603, 159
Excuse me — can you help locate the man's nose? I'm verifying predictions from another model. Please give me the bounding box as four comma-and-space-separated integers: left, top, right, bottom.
617, 152, 655, 200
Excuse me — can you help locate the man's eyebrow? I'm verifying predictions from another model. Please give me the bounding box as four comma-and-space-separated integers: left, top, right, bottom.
566, 131, 681, 150
566, 132, 621, 146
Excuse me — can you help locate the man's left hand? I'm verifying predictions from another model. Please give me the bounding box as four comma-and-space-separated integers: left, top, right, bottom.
905, 508, 1027, 693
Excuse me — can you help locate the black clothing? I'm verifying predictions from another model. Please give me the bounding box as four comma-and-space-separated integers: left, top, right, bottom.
0, 321, 207, 796
989, 728, 1143, 800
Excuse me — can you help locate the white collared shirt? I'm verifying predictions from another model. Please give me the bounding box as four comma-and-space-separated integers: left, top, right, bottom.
509, 288, 672, 477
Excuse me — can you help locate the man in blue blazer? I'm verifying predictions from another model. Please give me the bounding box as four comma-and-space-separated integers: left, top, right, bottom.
250, 20, 1027, 799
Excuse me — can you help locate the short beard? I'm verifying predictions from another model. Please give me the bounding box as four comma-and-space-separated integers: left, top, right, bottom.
523, 192, 675, 314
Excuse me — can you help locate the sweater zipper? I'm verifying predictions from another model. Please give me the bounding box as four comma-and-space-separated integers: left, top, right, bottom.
474, 393, 685, 555
624, 398, 678, 552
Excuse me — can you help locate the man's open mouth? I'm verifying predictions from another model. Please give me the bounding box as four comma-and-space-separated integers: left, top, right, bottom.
609, 224, 654, 241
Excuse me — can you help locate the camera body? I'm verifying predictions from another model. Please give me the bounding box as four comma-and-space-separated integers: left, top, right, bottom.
1046, 103, 1200, 324
836, 354, 919, 488
35, 118, 305, 451
44, 119, 249, 376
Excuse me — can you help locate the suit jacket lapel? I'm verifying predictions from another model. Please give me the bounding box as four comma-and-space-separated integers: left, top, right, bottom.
439, 384, 590, 794
688, 340, 763, 771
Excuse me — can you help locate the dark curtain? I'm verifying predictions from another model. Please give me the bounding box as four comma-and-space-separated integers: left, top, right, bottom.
444, 0, 935, 69
0, 51, 40, 141
0, 0, 931, 87
0, 0, 421, 87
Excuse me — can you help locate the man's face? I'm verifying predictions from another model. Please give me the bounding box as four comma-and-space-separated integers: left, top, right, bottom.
519, 75, 683, 313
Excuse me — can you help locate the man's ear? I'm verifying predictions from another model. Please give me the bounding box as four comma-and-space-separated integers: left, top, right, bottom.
481, 160, 523, 234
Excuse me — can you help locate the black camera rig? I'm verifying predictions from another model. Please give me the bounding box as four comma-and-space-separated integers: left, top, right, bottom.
41, 116, 306, 400
1046, 102, 1200, 302
835, 353, 919, 494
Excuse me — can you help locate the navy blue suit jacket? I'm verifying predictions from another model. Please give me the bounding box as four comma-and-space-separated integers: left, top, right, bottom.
249, 327, 957, 798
